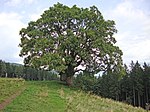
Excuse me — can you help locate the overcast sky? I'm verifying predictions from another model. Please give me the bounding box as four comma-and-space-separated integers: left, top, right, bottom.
0, 0, 150, 65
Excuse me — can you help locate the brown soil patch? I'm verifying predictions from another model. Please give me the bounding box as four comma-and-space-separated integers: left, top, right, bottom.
0, 87, 26, 110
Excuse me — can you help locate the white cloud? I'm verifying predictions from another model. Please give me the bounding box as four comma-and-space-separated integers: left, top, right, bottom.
6, 0, 36, 6
29, 8, 48, 21
105, 0, 150, 64
0, 12, 25, 63
0, 3, 47, 63
27, 0, 36, 4
29, 12, 42, 21
6, 0, 21, 6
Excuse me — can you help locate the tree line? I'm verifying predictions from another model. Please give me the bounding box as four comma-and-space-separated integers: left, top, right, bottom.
1, 58, 150, 109
0, 60, 58, 80
74, 61, 150, 109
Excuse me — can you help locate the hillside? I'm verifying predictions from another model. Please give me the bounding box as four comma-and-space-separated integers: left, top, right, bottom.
0, 78, 25, 104
0, 78, 147, 112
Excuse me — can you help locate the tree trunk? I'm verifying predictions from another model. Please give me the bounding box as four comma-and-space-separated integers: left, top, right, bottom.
65, 64, 74, 86
146, 87, 148, 103
133, 85, 136, 106
125, 92, 127, 101
60, 74, 66, 81
5, 73, 7, 78
66, 76, 73, 86
138, 91, 141, 107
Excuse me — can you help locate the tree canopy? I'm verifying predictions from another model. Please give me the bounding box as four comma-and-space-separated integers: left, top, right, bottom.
19, 3, 123, 85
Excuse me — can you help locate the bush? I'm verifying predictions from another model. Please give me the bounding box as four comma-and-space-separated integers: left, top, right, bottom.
73, 73, 97, 92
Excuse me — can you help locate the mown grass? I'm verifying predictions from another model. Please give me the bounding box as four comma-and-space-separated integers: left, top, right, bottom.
3, 81, 75, 112
0, 78, 25, 103
1, 79, 147, 112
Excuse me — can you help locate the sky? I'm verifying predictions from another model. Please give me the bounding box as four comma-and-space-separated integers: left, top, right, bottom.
0, 0, 150, 65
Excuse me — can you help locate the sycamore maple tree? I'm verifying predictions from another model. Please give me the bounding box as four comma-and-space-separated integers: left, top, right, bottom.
19, 3, 123, 85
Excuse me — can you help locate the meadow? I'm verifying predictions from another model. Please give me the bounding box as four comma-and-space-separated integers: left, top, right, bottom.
0, 78, 25, 104
0, 78, 147, 112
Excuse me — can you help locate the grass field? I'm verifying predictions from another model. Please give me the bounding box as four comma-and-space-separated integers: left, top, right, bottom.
0, 78, 147, 112
0, 78, 25, 103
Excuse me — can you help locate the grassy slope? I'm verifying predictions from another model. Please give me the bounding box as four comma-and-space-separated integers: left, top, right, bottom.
1, 79, 147, 112
3, 81, 69, 112
0, 78, 25, 103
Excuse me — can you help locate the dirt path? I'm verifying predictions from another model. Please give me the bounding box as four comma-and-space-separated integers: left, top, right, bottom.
0, 87, 26, 110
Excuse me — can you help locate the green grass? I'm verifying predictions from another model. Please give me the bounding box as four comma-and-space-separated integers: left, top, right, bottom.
3, 81, 73, 112
0, 78, 25, 103
63, 91, 146, 112
0, 78, 147, 112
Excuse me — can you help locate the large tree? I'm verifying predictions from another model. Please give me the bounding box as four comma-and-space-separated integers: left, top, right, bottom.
19, 3, 122, 85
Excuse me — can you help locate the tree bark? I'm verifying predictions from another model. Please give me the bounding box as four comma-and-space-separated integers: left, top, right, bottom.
133, 85, 136, 106
138, 91, 141, 107
66, 76, 73, 86
65, 64, 74, 86
60, 74, 66, 81
146, 87, 148, 103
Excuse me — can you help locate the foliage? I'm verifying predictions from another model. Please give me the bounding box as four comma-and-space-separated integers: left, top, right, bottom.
0, 60, 7, 77
93, 73, 121, 100
74, 61, 150, 109
19, 3, 123, 85
73, 72, 97, 91
0, 59, 59, 81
